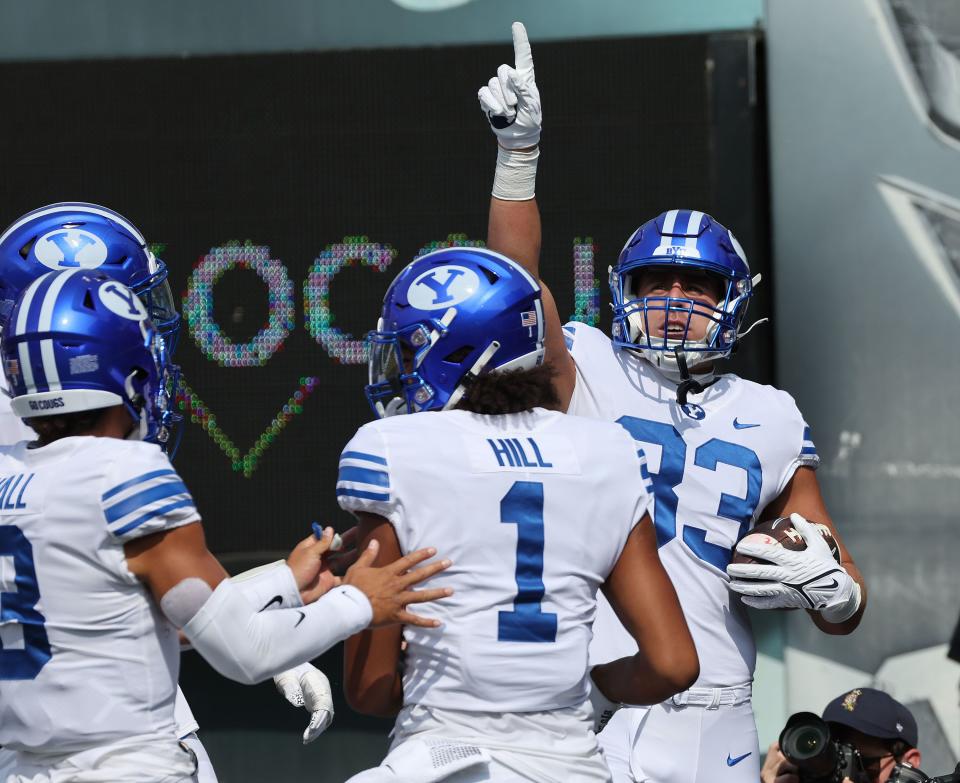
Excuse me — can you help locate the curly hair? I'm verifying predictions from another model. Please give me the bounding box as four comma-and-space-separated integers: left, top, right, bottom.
24, 408, 110, 444
454, 363, 560, 415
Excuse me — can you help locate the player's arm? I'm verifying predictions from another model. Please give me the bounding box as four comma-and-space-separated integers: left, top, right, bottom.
592, 515, 700, 704
758, 468, 866, 634
343, 512, 414, 718
480, 22, 576, 409
125, 521, 451, 686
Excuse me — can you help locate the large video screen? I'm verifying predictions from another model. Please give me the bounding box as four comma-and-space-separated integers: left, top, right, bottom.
0, 35, 766, 557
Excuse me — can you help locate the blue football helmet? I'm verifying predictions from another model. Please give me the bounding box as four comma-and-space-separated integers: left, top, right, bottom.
366, 247, 545, 417
0, 203, 180, 351
2, 270, 170, 443
610, 209, 757, 370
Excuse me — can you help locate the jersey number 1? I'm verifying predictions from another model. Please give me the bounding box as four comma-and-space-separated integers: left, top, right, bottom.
0, 525, 52, 680
498, 481, 557, 643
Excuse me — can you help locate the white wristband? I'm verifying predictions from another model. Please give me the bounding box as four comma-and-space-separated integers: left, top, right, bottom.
588, 671, 621, 734
492, 145, 539, 201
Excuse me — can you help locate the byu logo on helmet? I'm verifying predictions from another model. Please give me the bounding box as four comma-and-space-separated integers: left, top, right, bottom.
98, 281, 148, 321
34, 229, 109, 271
407, 265, 480, 310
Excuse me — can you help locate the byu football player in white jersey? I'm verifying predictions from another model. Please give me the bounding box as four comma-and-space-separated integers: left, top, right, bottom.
340, 247, 699, 783
0, 204, 335, 781
0, 268, 450, 781
476, 24, 867, 783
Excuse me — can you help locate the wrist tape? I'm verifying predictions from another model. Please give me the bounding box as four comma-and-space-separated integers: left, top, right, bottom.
492, 145, 539, 201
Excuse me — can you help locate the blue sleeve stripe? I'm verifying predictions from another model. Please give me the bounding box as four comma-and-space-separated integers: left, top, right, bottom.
800, 446, 818, 455
337, 487, 390, 502
564, 336, 574, 350
337, 466, 389, 488
340, 450, 388, 467
102, 468, 177, 502
803, 426, 812, 440
105, 479, 191, 524
562, 325, 576, 335
113, 498, 197, 537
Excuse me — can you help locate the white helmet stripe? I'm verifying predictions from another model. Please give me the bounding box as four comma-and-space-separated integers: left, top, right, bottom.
14, 275, 46, 393
37, 269, 82, 391
38, 268, 80, 331
662, 209, 679, 234
39, 340, 60, 391
0, 203, 146, 247
684, 210, 704, 252
17, 342, 35, 394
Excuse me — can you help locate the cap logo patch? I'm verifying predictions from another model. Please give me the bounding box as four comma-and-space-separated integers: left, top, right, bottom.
842, 688, 863, 712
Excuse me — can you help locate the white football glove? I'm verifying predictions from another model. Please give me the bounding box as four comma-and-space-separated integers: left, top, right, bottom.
726, 513, 861, 623
477, 21, 542, 149
273, 662, 334, 744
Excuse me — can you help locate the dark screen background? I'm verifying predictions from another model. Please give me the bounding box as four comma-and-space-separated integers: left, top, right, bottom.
0, 33, 769, 778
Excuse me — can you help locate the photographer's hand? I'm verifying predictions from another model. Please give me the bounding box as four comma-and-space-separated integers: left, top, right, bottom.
761, 741, 799, 783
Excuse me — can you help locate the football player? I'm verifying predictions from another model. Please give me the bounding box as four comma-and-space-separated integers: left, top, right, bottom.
0, 268, 450, 782
476, 23, 867, 783
339, 247, 699, 782
0, 204, 345, 780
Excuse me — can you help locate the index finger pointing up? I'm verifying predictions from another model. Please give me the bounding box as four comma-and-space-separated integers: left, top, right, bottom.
512, 21, 534, 73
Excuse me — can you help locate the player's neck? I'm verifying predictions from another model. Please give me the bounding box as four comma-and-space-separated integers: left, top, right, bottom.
645, 358, 716, 386
34, 405, 136, 446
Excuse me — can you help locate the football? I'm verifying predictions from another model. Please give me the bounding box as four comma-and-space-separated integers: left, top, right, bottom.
731, 516, 841, 567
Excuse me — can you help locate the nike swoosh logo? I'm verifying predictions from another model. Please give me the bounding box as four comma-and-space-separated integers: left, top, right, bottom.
814, 579, 839, 590
294, 610, 306, 628
259, 595, 283, 612
733, 418, 760, 430
727, 752, 752, 767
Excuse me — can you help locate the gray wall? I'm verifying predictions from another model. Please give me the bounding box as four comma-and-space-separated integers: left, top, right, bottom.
767, 0, 959, 771
0, 0, 761, 60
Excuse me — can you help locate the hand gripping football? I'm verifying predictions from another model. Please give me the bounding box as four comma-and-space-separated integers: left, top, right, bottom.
731, 517, 840, 567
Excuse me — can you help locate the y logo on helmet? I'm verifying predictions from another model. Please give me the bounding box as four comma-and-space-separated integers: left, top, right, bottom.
34, 229, 109, 270
408, 266, 480, 310
98, 282, 147, 321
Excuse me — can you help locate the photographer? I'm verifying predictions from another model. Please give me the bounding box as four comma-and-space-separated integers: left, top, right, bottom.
761, 688, 921, 783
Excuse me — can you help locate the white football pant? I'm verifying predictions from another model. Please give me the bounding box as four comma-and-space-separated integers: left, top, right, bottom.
599, 694, 759, 783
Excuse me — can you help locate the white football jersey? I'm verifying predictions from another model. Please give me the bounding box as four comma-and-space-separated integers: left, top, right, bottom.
337, 407, 653, 713
564, 323, 819, 689
0, 436, 199, 755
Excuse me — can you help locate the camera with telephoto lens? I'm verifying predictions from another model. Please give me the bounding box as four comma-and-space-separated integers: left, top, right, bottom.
779, 712, 870, 783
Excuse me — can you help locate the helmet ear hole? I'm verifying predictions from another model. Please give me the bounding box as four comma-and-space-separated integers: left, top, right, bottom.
19, 238, 35, 260
82, 291, 96, 310
444, 346, 474, 363
477, 265, 500, 285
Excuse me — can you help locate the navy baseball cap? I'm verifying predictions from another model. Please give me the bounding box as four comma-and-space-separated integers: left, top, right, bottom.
823, 688, 918, 748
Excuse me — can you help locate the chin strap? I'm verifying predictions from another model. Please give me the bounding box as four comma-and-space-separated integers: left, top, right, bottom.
737, 317, 769, 341
674, 348, 706, 407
